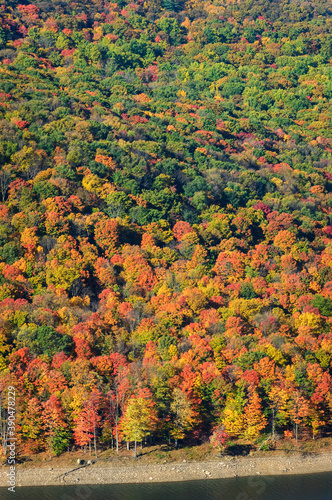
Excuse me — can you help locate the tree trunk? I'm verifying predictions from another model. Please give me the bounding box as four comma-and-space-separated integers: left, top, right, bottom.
134, 440, 137, 459
0, 400, 8, 455
127, 441, 130, 451
115, 404, 119, 455
0, 169, 11, 202
48, 433, 53, 459
94, 426, 97, 458
89, 440, 91, 456
295, 423, 298, 443
175, 438, 178, 449
272, 409, 275, 440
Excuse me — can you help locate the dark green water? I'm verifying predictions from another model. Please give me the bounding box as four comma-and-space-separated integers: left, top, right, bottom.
1, 473, 332, 500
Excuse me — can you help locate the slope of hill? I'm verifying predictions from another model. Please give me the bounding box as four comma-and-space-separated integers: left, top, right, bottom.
1, 0, 332, 459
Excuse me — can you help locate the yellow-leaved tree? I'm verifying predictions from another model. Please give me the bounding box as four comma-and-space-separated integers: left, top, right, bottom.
170, 388, 195, 449
121, 391, 157, 458
221, 394, 245, 438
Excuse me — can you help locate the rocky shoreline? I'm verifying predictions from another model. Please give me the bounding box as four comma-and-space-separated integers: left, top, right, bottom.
1, 452, 332, 488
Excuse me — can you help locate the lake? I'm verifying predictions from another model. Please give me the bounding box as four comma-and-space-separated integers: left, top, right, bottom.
1, 472, 332, 500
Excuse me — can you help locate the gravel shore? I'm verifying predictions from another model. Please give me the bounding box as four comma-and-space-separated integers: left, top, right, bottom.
1, 452, 332, 487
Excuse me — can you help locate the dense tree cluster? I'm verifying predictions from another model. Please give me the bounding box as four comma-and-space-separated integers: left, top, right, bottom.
1, 0, 332, 457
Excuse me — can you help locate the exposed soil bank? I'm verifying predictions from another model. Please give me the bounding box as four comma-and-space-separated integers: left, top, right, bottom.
1, 452, 332, 487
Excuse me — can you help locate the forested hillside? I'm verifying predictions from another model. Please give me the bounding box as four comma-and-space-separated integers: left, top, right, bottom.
1, 0, 332, 457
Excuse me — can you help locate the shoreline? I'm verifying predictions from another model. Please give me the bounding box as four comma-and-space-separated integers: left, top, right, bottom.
1, 452, 332, 487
